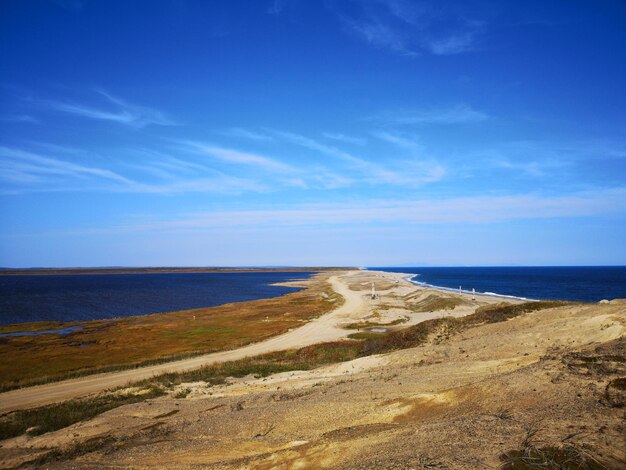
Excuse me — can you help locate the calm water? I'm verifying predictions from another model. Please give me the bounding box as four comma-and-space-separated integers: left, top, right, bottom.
0, 272, 314, 325
370, 267, 626, 302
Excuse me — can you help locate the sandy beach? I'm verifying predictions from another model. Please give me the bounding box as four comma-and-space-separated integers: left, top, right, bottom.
0, 270, 512, 413
1, 269, 624, 468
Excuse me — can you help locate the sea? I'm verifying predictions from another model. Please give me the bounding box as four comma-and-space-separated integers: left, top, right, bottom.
370, 266, 626, 303
0, 271, 314, 326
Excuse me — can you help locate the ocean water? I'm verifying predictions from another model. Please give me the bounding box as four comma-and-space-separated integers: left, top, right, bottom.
0, 271, 314, 325
370, 267, 626, 302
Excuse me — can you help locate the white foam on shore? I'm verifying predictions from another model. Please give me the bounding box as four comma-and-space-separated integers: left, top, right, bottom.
404, 274, 536, 302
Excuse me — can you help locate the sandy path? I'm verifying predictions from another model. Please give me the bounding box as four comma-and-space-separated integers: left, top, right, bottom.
0, 272, 366, 413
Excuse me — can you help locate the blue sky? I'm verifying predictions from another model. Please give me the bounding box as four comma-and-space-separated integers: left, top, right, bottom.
0, 0, 625, 267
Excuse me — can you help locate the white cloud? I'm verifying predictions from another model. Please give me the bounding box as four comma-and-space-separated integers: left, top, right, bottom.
264, 128, 445, 186
161, 188, 626, 227
60, 188, 626, 235
218, 128, 275, 142
322, 132, 366, 146
373, 130, 422, 151
0, 146, 269, 195
181, 141, 296, 173
426, 30, 480, 55
373, 105, 488, 125
345, 16, 410, 55
42, 90, 175, 128
267, 0, 287, 15
0, 115, 39, 124
0, 146, 134, 185
264, 129, 363, 164
332, 0, 484, 56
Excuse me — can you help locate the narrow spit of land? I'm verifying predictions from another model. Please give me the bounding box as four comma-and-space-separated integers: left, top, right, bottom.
0, 271, 344, 391
0, 270, 624, 469
0, 267, 354, 276
0, 269, 506, 412
0, 274, 362, 412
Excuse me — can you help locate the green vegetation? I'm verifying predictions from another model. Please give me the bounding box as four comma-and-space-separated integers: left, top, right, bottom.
347, 331, 387, 340
174, 388, 191, 399
500, 445, 606, 469
0, 385, 164, 441
0, 280, 343, 392
142, 300, 564, 389
608, 377, 626, 391
0, 299, 564, 444
29, 436, 117, 467
138, 341, 363, 390
407, 294, 467, 312
605, 377, 626, 408
469, 301, 569, 324
344, 317, 407, 329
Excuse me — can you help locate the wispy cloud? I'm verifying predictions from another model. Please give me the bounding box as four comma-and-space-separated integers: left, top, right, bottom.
492, 159, 549, 177
135, 175, 268, 195
199, 126, 444, 186
42, 90, 175, 128
218, 128, 275, 142
180, 141, 296, 173
344, 15, 409, 55
264, 129, 363, 165
0, 146, 269, 195
264, 128, 445, 186
0, 146, 133, 185
322, 132, 366, 146
267, 0, 287, 15
57, 188, 626, 235
372, 104, 488, 125
373, 130, 422, 152
426, 26, 482, 55
0, 115, 39, 124
464, 141, 575, 178
331, 0, 485, 56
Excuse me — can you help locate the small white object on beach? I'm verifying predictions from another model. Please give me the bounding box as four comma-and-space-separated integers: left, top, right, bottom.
599, 299, 610, 304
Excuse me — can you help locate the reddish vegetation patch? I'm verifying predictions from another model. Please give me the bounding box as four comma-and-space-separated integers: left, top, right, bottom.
0, 274, 342, 391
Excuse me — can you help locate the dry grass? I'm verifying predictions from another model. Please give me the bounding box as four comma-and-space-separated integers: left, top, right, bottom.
344, 318, 407, 329
469, 301, 569, 324
0, 385, 165, 441
27, 435, 117, 466
408, 294, 467, 312
0, 275, 343, 391
0, 299, 565, 445
143, 300, 564, 389
138, 341, 363, 390
500, 445, 608, 469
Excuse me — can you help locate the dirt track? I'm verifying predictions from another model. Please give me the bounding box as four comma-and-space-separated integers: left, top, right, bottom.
1, 270, 624, 469
0, 272, 367, 413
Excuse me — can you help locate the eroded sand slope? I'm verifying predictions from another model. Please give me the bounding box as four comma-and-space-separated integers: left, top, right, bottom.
1, 270, 624, 469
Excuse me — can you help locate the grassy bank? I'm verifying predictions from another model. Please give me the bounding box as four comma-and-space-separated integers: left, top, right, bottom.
0, 300, 568, 446
136, 300, 567, 389
0, 386, 165, 441
0, 274, 343, 392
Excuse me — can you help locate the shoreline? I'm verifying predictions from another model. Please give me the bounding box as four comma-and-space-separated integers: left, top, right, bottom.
0, 269, 517, 409
0, 271, 319, 329
0, 271, 344, 394
403, 273, 537, 302
0, 268, 489, 334
1, 272, 624, 467
0, 266, 354, 276
0, 273, 359, 411
366, 267, 626, 303
369, 270, 528, 304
